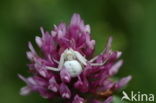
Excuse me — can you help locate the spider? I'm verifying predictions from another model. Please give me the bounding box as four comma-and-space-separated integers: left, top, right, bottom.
46, 37, 113, 77
46, 48, 108, 77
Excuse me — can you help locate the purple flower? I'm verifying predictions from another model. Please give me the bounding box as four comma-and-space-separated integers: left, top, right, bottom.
19, 13, 131, 103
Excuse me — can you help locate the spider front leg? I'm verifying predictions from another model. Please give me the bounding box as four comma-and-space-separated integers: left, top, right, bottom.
90, 60, 107, 66
89, 55, 99, 63
46, 66, 60, 71
46, 52, 65, 71
89, 37, 113, 66
89, 57, 108, 66
74, 51, 87, 66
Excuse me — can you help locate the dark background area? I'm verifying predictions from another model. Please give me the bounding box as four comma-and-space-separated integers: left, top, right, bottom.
0, 0, 156, 103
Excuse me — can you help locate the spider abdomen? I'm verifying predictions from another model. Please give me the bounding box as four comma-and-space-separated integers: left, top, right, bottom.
64, 60, 82, 77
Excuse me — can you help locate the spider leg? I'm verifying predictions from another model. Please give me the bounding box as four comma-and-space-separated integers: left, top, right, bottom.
90, 52, 112, 66
46, 66, 60, 71
46, 51, 65, 71
48, 54, 59, 64
53, 58, 59, 64
74, 51, 87, 65
89, 37, 113, 63
89, 55, 99, 63
76, 75, 82, 81
90, 59, 108, 66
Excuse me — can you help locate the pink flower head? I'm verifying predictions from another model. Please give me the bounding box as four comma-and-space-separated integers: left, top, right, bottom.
19, 13, 131, 103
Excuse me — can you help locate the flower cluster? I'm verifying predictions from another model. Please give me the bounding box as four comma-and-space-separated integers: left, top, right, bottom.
19, 14, 131, 103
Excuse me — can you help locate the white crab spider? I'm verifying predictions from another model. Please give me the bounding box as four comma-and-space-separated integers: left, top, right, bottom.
46, 48, 107, 77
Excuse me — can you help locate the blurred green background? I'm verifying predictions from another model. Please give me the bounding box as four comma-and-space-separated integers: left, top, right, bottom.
0, 0, 156, 103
